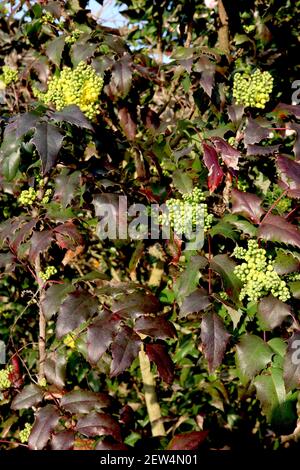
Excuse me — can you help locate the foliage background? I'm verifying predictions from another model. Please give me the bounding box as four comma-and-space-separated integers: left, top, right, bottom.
0, 0, 300, 451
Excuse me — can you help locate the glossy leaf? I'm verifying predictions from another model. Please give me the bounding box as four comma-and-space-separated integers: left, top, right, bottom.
51, 105, 93, 130
258, 215, 300, 248
76, 411, 122, 441
179, 288, 211, 318
146, 343, 174, 384
201, 312, 230, 373
44, 351, 67, 389
211, 137, 240, 170
56, 290, 98, 338
134, 315, 176, 339
257, 295, 291, 331
50, 430, 75, 450
167, 431, 208, 450
41, 282, 74, 320
283, 332, 300, 391
60, 390, 111, 413
231, 189, 264, 224
11, 384, 43, 410
28, 405, 60, 450
236, 334, 273, 381
87, 310, 120, 364
203, 142, 224, 193
110, 326, 141, 376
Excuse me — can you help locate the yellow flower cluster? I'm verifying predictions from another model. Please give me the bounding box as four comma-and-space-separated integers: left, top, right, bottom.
40, 265, 57, 282
19, 423, 32, 443
0, 366, 13, 390
36, 61, 103, 120
18, 188, 37, 206
233, 69, 273, 109
0, 65, 18, 86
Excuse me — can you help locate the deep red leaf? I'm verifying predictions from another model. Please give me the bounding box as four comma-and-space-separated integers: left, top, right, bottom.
146, 343, 174, 384
167, 431, 208, 450
203, 142, 224, 193
201, 312, 230, 373
28, 405, 60, 450
258, 215, 300, 248
211, 137, 240, 170
134, 315, 176, 339
110, 326, 141, 376
87, 310, 120, 364
56, 290, 98, 338
76, 411, 122, 441
231, 189, 265, 224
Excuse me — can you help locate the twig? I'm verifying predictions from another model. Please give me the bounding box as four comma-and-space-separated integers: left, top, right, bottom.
260, 189, 288, 224
34, 256, 46, 382
217, 0, 230, 54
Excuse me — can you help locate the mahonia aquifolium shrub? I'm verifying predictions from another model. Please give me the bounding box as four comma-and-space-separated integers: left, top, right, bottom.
35, 61, 103, 120
19, 423, 32, 444
161, 187, 213, 237
0, 366, 12, 390
40, 265, 57, 282
0, 66, 18, 86
18, 187, 37, 206
233, 68, 273, 109
233, 240, 290, 302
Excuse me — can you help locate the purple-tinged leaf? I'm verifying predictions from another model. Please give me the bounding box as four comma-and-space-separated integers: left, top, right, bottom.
28, 405, 60, 450
246, 144, 280, 156
44, 351, 67, 389
76, 411, 122, 441
29, 230, 54, 263
56, 290, 98, 339
236, 334, 273, 381
195, 56, 215, 97
11, 218, 38, 253
95, 439, 128, 450
257, 295, 292, 331
51, 430, 75, 450
31, 122, 64, 175
203, 142, 224, 193
14, 112, 39, 138
54, 170, 81, 208
118, 107, 136, 141
54, 221, 83, 250
227, 104, 244, 125
276, 155, 300, 190
210, 254, 241, 302
110, 326, 141, 377
211, 137, 240, 170
51, 105, 93, 130
110, 56, 132, 98
244, 117, 270, 145
146, 343, 174, 384
201, 312, 230, 373
60, 390, 111, 414
167, 431, 208, 450
179, 288, 211, 318
87, 310, 120, 364
46, 35, 65, 67
112, 292, 160, 317
41, 282, 74, 320
283, 332, 300, 391
71, 41, 97, 67
134, 315, 176, 339
274, 251, 299, 275
231, 189, 265, 223
11, 384, 43, 410
258, 215, 300, 248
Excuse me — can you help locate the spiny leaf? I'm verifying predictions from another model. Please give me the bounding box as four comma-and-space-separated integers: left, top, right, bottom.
210, 254, 241, 302
11, 384, 43, 410
146, 343, 174, 384
201, 312, 230, 373
46, 35, 65, 67
257, 295, 292, 331
60, 389, 111, 414
28, 404, 60, 450
202, 142, 224, 193
44, 351, 67, 389
31, 122, 64, 175
76, 411, 122, 441
244, 117, 270, 145
56, 290, 98, 339
29, 230, 54, 263
211, 137, 240, 170
110, 326, 141, 377
87, 310, 120, 364
236, 334, 273, 381
231, 189, 265, 224
51, 105, 93, 130
179, 288, 211, 318
41, 282, 74, 320
51, 430, 75, 450
258, 215, 300, 248
118, 107, 136, 141
277, 155, 300, 190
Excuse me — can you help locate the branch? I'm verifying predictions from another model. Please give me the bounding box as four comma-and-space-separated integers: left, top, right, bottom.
139, 343, 166, 437
34, 256, 46, 382
217, 0, 230, 54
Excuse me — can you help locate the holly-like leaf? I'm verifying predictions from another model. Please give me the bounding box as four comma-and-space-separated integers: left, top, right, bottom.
174, 255, 208, 302
51, 430, 75, 450
110, 326, 141, 377
210, 254, 241, 302
134, 315, 176, 339
167, 431, 208, 450
44, 351, 67, 389
172, 170, 193, 194
13, 112, 39, 138
54, 170, 81, 209
31, 122, 64, 174
76, 411, 122, 441
276, 155, 300, 190
11, 218, 38, 253
236, 334, 273, 381
54, 221, 83, 250
201, 312, 230, 373
231, 189, 265, 224
146, 343, 174, 384
195, 55, 215, 97
71, 41, 97, 67
254, 367, 297, 434
46, 35, 65, 67
110, 56, 132, 98
202, 142, 224, 193
60, 390, 111, 413
51, 105, 93, 130
244, 117, 270, 145
257, 295, 292, 331
246, 144, 280, 156
227, 104, 244, 125
41, 282, 74, 320
258, 215, 300, 248
2, 146, 20, 181
28, 404, 60, 450
87, 310, 120, 364
56, 290, 98, 339
29, 230, 54, 263
273, 250, 299, 275
112, 292, 160, 317
118, 107, 136, 141
11, 384, 43, 410
179, 288, 211, 318
283, 332, 300, 391
211, 137, 240, 170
